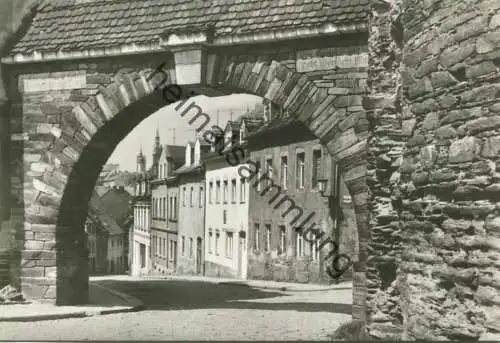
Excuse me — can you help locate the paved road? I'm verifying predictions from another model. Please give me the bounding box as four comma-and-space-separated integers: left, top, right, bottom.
0, 277, 352, 340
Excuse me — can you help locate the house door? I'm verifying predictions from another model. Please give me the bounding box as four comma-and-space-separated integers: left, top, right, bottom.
173, 241, 177, 269
237, 231, 246, 279
196, 237, 202, 274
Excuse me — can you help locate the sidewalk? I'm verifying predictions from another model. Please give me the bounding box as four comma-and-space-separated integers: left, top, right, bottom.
113, 273, 352, 292
0, 282, 144, 322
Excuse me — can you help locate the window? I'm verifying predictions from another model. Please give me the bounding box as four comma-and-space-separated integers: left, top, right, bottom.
280, 155, 288, 189
312, 149, 322, 189
163, 197, 166, 219
173, 196, 177, 220
191, 147, 195, 165
279, 225, 286, 255
190, 237, 193, 257
221, 209, 228, 225
159, 164, 162, 179
216, 181, 221, 203
199, 187, 204, 207
163, 238, 166, 258
223, 180, 228, 203
182, 236, 185, 256
296, 152, 305, 190
231, 179, 237, 203
310, 233, 319, 262
190, 187, 194, 207
254, 224, 260, 250
215, 231, 220, 255
209, 182, 213, 204
265, 224, 271, 252
296, 230, 304, 257
255, 160, 261, 191
183, 187, 187, 206
240, 178, 246, 203
168, 196, 172, 220
225, 231, 234, 258
265, 158, 273, 187
208, 230, 213, 254
140, 243, 146, 268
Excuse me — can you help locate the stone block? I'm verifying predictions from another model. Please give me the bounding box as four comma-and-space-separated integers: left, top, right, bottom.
466, 62, 497, 79
24, 240, 45, 250
440, 45, 476, 68
435, 125, 457, 140
449, 137, 479, 163
408, 77, 433, 98
422, 112, 440, 130
467, 116, 500, 134
481, 135, 500, 157
22, 267, 45, 277
430, 71, 458, 88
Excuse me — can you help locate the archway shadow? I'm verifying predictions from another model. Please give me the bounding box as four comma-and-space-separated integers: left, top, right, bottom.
90, 278, 352, 315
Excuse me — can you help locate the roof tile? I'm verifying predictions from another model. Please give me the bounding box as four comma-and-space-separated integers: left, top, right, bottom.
8, 0, 369, 56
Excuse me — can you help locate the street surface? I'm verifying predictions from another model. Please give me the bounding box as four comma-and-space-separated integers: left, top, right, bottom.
0, 276, 352, 340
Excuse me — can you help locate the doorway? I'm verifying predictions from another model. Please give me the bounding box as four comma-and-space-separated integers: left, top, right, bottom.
238, 231, 246, 279
196, 237, 202, 274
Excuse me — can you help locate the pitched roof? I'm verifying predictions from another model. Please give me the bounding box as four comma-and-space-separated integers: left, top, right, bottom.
8, 0, 369, 56
87, 191, 125, 235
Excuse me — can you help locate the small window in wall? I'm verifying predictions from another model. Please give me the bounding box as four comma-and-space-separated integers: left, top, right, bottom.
190, 237, 193, 257
240, 178, 246, 203
279, 225, 286, 255
225, 231, 234, 258
312, 148, 322, 190
208, 230, 213, 254
280, 155, 288, 189
255, 160, 261, 191
183, 187, 187, 207
208, 182, 213, 204
231, 179, 237, 203
216, 181, 221, 203
296, 230, 304, 258
199, 186, 204, 207
182, 236, 185, 256
254, 223, 260, 250
190, 187, 194, 207
310, 233, 319, 262
223, 180, 229, 203
215, 231, 220, 255
265, 224, 271, 252
265, 158, 273, 187
296, 152, 305, 190
223, 210, 227, 225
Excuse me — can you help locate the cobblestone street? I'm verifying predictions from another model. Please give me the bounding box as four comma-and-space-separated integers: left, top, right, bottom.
0, 277, 352, 340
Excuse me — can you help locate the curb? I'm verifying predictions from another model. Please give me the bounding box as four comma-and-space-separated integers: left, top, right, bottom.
218, 281, 352, 292
0, 283, 144, 322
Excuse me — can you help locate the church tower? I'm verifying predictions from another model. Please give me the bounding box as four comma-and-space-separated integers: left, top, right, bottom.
136, 147, 146, 174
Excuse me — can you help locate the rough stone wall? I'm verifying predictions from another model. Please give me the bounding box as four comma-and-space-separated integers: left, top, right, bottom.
364, 0, 405, 339
395, 0, 500, 339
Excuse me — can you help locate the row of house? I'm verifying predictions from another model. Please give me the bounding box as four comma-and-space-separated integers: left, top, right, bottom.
130, 102, 358, 283
85, 185, 132, 275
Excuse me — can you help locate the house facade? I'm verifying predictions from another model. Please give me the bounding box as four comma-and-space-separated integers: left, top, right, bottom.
130, 150, 153, 276
246, 116, 358, 284
203, 116, 263, 279
151, 143, 184, 275
175, 138, 210, 275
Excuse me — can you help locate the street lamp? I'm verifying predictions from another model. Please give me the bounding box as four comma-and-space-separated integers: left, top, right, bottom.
317, 175, 342, 284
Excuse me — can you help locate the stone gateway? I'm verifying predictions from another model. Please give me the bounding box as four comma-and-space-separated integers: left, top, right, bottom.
0, 0, 498, 340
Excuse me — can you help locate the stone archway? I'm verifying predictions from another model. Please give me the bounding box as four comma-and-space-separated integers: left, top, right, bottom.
12, 49, 369, 311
